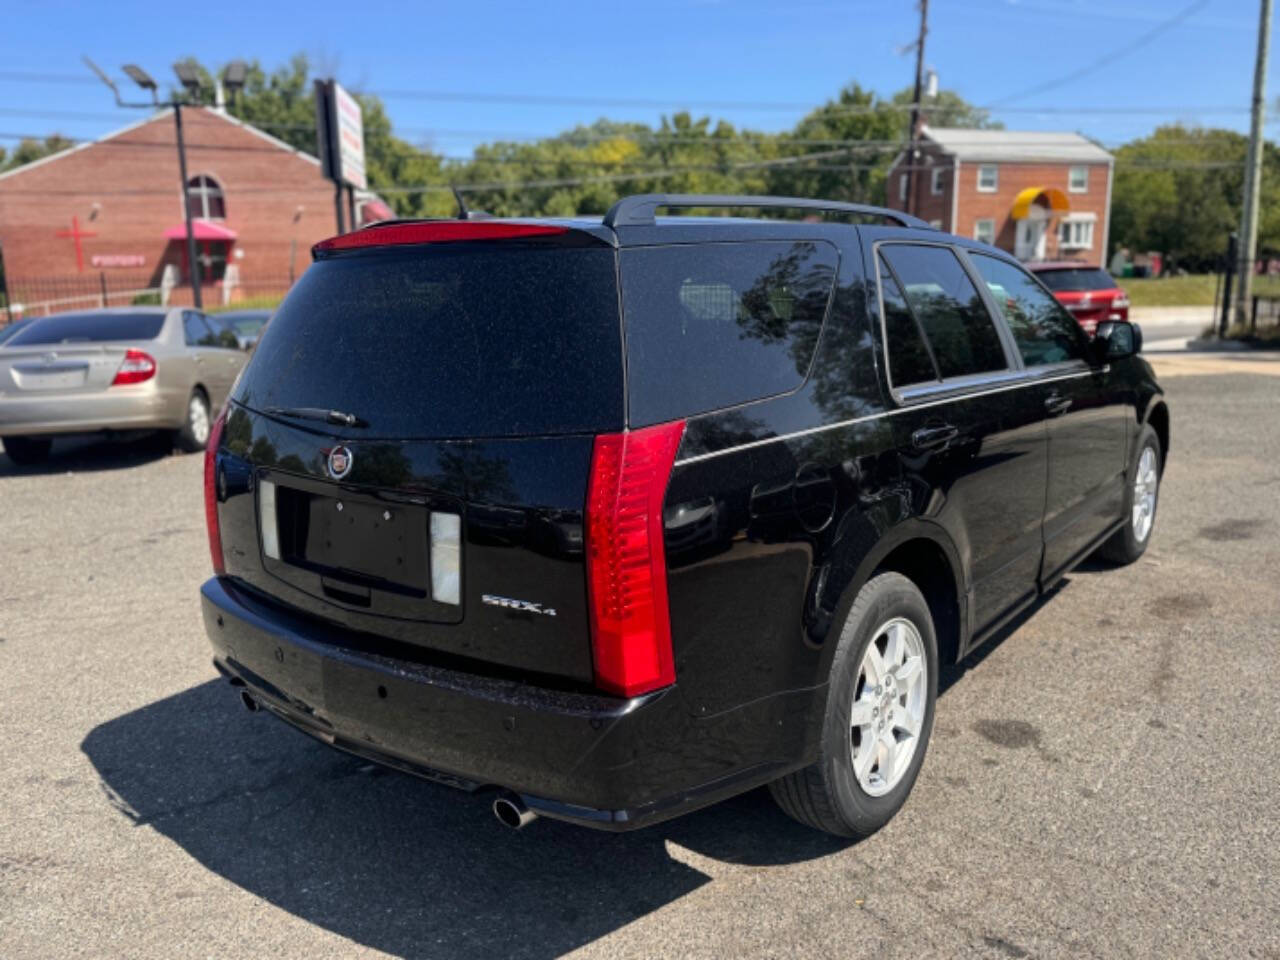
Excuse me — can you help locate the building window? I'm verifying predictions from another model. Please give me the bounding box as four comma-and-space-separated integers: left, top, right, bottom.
1068, 166, 1089, 193
974, 219, 996, 245
977, 164, 998, 192
899, 173, 908, 203
931, 168, 945, 195
186, 175, 226, 220
1058, 216, 1096, 250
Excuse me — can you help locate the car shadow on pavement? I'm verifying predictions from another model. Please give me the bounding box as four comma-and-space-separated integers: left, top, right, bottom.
0, 433, 177, 477
81, 679, 851, 960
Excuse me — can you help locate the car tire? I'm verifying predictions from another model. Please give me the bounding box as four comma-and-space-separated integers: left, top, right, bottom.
2, 435, 53, 465
769, 571, 938, 838
175, 389, 212, 453
1098, 425, 1161, 565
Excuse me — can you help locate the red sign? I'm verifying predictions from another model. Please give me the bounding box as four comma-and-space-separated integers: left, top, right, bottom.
91, 254, 146, 268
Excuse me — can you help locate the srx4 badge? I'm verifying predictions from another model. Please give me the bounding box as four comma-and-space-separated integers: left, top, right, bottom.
482, 594, 557, 617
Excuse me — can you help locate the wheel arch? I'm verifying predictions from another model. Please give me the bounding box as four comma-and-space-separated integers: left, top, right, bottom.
817, 519, 968, 670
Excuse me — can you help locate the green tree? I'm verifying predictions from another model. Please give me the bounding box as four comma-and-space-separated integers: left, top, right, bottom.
0, 134, 75, 173
1110, 125, 1279, 269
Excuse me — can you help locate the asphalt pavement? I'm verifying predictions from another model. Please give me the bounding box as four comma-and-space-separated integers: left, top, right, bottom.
1, 363, 1277, 959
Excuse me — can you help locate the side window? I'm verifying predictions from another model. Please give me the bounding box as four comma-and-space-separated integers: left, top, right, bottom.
877, 256, 937, 387
620, 240, 839, 426
878, 244, 1008, 381
969, 253, 1091, 367
182, 311, 215, 347
206, 316, 240, 349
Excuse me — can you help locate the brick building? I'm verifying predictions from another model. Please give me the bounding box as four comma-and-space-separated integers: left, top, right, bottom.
887, 128, 1113, 264
0, 107, 392, 314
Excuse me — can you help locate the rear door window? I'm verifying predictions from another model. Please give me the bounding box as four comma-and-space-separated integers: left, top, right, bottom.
970, 254, 1091, 367
878, 244, 1008, 381
877, 255, 938, 387
621, 240, 839, 426
183, 311, 217, 347
7, 312, 165, 346
233, 244, 623, 439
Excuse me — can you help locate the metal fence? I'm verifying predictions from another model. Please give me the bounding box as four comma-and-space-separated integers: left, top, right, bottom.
3, 272, 297, 322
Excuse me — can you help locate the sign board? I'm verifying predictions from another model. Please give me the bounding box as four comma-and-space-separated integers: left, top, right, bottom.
91, 254, 146, 269
313, 79, 366, 191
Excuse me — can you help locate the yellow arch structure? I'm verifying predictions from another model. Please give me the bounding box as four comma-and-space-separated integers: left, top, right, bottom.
1011, 186, 1070, 220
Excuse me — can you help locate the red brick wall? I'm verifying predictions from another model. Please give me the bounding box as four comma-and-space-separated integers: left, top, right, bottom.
951, 161, 1111, 262
0, 108, 342, 309
887, 145, 955, 231
887, 152, 1112, 264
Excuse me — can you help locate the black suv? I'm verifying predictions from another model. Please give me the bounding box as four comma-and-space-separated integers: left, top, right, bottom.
201, 195, 1168, 837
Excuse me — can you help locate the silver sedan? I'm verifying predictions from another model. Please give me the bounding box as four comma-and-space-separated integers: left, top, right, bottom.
0, 307, 248, 465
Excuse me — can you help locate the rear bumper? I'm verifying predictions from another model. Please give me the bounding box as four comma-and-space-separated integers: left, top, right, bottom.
201, 577, 822, 830
0, 387, 185, 436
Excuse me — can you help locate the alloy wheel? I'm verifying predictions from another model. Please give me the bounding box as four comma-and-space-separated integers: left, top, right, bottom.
189, 395, 211, 446
850, 617, 928, 797
1132, 446, 1158, 543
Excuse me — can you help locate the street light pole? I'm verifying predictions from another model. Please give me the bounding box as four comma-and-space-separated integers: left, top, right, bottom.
172, 103, 202, 308
84, 57, 246, 312
1233, 0, 1273, 327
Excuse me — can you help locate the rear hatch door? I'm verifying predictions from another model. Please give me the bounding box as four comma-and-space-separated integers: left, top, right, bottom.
215, 227, 621, 684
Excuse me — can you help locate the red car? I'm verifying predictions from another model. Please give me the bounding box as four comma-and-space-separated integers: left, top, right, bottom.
1027, 262, 1130, 336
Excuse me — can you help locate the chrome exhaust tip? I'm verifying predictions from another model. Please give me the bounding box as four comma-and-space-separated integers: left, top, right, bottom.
239, 689, 261, 713
492, 793, 537, 830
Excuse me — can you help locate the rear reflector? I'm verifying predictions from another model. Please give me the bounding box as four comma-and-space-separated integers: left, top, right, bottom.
313, 221, 568, 255
203, 407, 228, 575
585, 420, 686, 698
111, 349, 156, 386
430, 512, 461, 605
259, 479, 280, 561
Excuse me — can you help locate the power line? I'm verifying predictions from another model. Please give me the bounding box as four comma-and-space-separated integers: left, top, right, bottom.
989, 0, 1210, 106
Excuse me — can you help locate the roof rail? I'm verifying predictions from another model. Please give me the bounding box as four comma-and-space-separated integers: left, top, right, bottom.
602, 193, 934, 230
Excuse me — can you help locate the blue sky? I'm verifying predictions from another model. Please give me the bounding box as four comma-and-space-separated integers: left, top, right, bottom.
1, 0, 1274, 159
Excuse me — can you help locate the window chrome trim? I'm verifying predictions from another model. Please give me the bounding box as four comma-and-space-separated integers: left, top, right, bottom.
674, 366, 1098, 467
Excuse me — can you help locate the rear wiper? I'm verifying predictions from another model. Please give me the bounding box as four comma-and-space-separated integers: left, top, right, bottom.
265, 406, 369, 428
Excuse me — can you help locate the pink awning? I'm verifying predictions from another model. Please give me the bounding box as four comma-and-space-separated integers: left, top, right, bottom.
360, 199, 396, 225
164, 220, 238, 242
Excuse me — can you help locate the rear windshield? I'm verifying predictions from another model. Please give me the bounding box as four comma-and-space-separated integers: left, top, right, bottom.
7, 312, 165, 346
621, 240, 839, 426
232, 244, 623, 439
1034, 268, 1117, 292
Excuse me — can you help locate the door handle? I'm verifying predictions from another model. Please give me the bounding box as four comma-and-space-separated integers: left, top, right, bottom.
911, 424, 959, 450
1044, 394, 1073, 416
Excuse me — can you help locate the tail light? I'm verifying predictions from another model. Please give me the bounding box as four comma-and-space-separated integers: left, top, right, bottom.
584, 419, 686, 698
111, 349, 156, 386
204, 407, 228, 575
1112, 293, 1130, 309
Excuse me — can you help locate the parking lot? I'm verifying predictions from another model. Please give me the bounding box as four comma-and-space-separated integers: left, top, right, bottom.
1, 359, 1278, 959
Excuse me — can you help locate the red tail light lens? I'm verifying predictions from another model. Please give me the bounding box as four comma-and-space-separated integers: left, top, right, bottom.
111, 349, 156, 386
203, 407, 228, 575
313, 221, 568, 255
585, 420, 686, 698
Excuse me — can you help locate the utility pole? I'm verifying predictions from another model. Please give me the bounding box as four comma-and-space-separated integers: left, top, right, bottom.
1233, 0, 1272, 327
903, 0, 929, 217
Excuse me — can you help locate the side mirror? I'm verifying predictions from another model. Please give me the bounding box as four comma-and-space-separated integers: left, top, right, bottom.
1094, 320, 1140, 360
